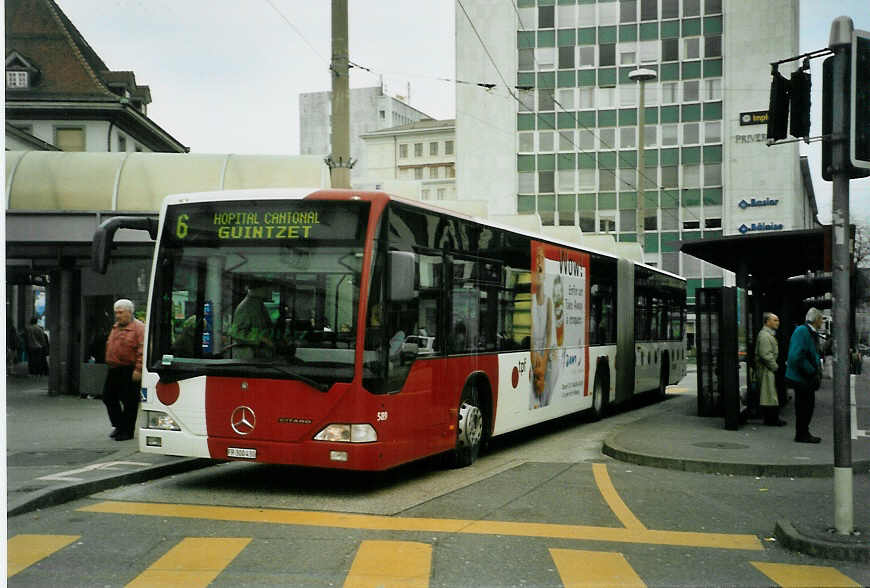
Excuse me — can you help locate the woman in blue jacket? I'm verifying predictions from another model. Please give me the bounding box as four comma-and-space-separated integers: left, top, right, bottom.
785, 307, 824, 443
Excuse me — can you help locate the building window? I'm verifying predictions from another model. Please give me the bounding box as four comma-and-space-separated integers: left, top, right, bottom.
684, 37, 700, 60
578, 3, 595, 26
422, 189, 430, 200
538, 131, 555, 152
519, 172, 535, 193
559, 130, 575, 151
599, 86, 616, 108
620, 209, 636, 232
683, 164, 701, 187
538, 5, 554, 28
683, 0, 700, 17
620, 127, 637, 149
538, 88, 556, 111
662, 0, 679, 18
558, 88, 575, 109
399, 144, 408, 158
620, 84, 637, 106
683, 219, 701, 230
558, 4, 577, 27
705, 0, 723, 14
429, 167, 439, 179
558, 169, 575, 192
661, 124, 678, 146
644, 125, 657, 147
519, 132, 534, 152
519, 89, 535, 111
620, 0, 637, 23
705, 217, 722, 229
661, 38, 679, 62
519, 48, 534, 71
536, 47, 556, 70
599, 44, 616, 67
445, 140, 454, 155
538, 171, 555, 193
704, 78, 722, 101
641, 0, 657, 20
437, 188, 446, 200
599, 127, 616, 150
683, 80, 700, 102
414, 167, 423, 180
621, 49, 637, 66
704, 121, 721, 143
599, 214, 616, 233
430, 142, 438, 156
661, 165, 678, 187
704, 163, 721, 186
559, 46, 575, 69
579, 128, 595, 150
446, 165, 455, 178
705, 35, 722, 58
379, 110, 386, 120
414, 143, 423, 157
600, 169, 616, 191
662, 82, 679, 103
55, 127, 85, 152
682, 122, 700, 145
579, 46, 596, 68
6, 70, 29, 88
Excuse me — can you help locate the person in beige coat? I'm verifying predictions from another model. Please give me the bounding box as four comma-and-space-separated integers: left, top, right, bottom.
756, 312, 785, 426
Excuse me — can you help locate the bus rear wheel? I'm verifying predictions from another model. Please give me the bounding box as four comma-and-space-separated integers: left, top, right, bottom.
590, 370, 608, 421
657, 356, 670, 399
452, 387, 484, 468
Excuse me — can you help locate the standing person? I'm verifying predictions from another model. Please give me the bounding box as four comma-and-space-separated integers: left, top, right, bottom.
755, 312, 785, 426
24, 316, 49, 376
7, 319, 21, 371
103, 299, 144, 441
785, 307, 824, 444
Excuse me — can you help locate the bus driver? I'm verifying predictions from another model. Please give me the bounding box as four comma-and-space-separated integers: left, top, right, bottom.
229, 283, 274, 359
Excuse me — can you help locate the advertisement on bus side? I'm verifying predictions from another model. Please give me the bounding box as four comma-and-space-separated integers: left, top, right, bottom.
530, 241, 590, 410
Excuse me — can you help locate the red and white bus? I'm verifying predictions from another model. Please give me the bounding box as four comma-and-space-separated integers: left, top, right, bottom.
93, 189, 686, 470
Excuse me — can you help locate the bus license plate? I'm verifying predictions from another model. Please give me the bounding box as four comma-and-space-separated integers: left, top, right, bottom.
227, 447, 256, 459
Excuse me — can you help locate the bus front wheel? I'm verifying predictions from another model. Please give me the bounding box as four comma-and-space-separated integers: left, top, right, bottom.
657, 356, 670, 399
453, 387, 484, 467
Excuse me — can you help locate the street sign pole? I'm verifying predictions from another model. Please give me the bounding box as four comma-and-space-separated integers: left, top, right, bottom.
828, 16, 854, 536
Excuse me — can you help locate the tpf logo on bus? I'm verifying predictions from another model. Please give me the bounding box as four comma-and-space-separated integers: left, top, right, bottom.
512, 358, 528, 388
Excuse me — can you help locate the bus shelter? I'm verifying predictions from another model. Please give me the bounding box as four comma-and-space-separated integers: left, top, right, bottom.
680, 228, 831, 428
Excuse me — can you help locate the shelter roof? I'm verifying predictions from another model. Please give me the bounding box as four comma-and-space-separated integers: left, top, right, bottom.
679, 228, 830, 280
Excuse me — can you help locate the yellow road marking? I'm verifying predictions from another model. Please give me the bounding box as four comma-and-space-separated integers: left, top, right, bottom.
592, 463, 647, 530
751, 561, 861, 587
126, 537, 251, 588
344, 540, 432, 588
7, 534, 80, 577
550, 548, 646, 587
80, 501, 762, 551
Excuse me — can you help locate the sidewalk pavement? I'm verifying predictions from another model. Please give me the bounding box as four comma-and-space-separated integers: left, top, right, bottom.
5, 361, 869, 562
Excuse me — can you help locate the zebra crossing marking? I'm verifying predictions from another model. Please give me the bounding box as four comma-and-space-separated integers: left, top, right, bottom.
126, 537, 251, 588
550, 548, 646, 587
7, 534, 79, 578
751, 561, 861, 587
344, 540, 432, 588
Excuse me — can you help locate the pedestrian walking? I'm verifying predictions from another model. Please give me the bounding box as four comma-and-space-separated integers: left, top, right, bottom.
7, 319, 21, 370
103, 299, 144, 441
755, 312, 785, 426
785, 307, 824, 443
24, 317, 49, 376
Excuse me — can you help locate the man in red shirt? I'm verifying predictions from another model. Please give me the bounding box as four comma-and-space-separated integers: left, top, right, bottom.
103, 299, 144, 441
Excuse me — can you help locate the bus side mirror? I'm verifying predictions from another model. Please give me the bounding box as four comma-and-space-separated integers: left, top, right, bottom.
388, 251, 416, 302
92, 216, 158, 274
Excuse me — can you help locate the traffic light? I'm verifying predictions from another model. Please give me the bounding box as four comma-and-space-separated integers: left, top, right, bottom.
852, 29, 870, 169
823, 52, 870, 181
789, 69, 811, 138
767, 70, 790, 141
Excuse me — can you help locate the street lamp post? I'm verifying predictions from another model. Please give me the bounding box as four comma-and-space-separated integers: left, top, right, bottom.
629, 68, 657, 257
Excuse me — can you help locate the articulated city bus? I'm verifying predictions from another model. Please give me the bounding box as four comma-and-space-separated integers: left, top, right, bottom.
93, 189, 686, 470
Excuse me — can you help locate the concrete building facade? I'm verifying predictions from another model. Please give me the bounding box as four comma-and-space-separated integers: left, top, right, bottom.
360, 119, 457, 201
456, 0, 814, 304
299, 86, 433, 182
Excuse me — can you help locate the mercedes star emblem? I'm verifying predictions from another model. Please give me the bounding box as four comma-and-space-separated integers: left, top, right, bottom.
231, 405, 256, 435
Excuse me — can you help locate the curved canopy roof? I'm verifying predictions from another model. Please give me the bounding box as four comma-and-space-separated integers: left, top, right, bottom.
5, 151, 331, 212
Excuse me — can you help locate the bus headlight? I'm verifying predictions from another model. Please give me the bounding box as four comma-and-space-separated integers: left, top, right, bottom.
145, 410, 181, 431
313, 424, 377, 443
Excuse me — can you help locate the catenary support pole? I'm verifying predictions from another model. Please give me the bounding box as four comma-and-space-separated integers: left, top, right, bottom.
828, 16, 853, 535
330, 0, 351, 189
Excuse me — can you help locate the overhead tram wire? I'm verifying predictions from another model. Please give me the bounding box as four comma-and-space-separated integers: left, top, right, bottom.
264, 0, 329, 64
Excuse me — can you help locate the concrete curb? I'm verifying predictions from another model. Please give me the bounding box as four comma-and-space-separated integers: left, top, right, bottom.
774, 519, 870, 563
7, 458, 214, 518
601, 437, 870, 478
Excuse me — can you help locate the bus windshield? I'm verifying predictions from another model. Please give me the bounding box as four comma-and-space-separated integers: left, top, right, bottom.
149, 199, 370, 387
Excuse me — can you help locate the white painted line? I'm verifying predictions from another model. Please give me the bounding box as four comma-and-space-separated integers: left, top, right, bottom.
37, 461, 150, 482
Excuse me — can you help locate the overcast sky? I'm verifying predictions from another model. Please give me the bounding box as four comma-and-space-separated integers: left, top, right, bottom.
55, 0, 869, 223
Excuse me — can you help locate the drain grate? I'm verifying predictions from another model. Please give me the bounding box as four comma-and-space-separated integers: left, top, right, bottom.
7, 449, 114, 467
692, 442, 749, 450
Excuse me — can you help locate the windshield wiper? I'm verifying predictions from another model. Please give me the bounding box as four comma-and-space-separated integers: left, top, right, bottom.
158, 356, 329, 392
